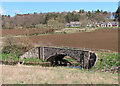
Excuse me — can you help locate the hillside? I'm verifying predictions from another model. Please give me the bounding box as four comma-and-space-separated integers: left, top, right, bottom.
2, 10, 112, 29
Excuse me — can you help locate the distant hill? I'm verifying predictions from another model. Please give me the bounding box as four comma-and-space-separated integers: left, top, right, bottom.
2, 10, 113, 29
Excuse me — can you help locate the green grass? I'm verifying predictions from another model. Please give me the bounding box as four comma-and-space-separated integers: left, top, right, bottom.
64, 52, 119, 71
64, 58, 75, 62
65, 26, 80, 28
1, 52, 119, 72
20, 57, 45, 63
92, 52, 119, 71
1, 53, 45, 63
1, 53, 19, 61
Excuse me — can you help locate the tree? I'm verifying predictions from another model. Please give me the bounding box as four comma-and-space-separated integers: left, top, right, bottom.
115, 7, 120, 22
81, 20, 88, 27
8, 15, 11, 18
2, 37, 19, 57
74, 14, 80, 21
47, 17, 66, 30
96, 9, 100, 13
88, 11, 91, 14
86, 11, 92, 19
65, 12, 72, 23
2, 9, 112, 29
103, 11, 108, 14
79, 10, 82, 13
81, 9, 85, 13
34, 12, 37, 14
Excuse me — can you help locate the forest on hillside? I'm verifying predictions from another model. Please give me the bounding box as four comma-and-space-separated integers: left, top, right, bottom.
1, 9, 117, 29
115, 6, 120, 22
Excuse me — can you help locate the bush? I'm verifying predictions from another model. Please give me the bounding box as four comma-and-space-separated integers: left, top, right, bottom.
2, 37, 33, 60
2, 37, 20, 56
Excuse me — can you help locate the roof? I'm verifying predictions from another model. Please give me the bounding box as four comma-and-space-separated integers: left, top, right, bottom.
99, 22, 118, 25
70, 22, 80, 25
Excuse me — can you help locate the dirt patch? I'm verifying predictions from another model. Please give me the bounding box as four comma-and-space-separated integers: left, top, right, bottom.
16, 28, 118, 52
2, 28, 52, 37
1, 28, 118, 52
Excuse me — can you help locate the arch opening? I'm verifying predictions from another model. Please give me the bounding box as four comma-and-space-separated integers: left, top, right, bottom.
46, 52, 97, 69
46, 54, 72, 66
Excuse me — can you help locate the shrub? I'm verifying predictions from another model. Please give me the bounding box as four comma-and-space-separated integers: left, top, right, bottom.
2, 37, 20, 56
2, 37, 33, 60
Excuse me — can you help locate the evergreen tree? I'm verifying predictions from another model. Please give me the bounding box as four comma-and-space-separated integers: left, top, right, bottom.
81, 9, 85, 13
96, 9, 100, 13
103, 11, 108, 14
115, 7, 120, 22
79, 10, 82, 13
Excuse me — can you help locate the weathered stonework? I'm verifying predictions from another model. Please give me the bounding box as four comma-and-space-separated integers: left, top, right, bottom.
20, 48, 39, 59
20, 46, 97, 69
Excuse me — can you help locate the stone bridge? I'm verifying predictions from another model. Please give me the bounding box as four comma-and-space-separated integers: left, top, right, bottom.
20, 46, 97, 69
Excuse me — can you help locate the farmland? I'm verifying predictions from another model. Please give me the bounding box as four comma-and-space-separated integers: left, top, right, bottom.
7, 28, 118, 52
2, 28, 52, 37
1, 28, 118, 52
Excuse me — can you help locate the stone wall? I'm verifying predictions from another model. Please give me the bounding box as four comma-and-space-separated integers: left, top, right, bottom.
20, 47, 39, 59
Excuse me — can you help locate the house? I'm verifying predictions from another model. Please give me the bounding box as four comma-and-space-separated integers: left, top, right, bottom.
95, 22, 100, 27
106, 22, 112, 27
86, 23, 92, 27
97, 22, 117, 28
66, 22, 80, 27
111, 22, 118, 27
99, 23, 106, 27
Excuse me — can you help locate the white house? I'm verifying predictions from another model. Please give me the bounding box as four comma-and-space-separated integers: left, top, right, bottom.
106, 22, 112, 27
99, 23, 106, 27
66, 22, 80, 27
86, 23, 92, 27
97, 22, 117, 28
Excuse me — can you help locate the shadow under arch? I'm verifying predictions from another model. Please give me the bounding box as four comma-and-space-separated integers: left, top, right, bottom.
46, 53, 72, 66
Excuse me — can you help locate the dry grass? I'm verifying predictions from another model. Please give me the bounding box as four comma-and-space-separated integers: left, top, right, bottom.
2, 64, 118, 84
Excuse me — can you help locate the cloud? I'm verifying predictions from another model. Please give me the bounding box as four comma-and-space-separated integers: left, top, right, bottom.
0, 5, 6, 15
75, 10, 79, 12
0, 8, 4, 15
0, 9, 2, 15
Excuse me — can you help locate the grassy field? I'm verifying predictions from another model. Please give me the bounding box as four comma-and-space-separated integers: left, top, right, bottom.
92, 52, 119, 71
2, 65, 118, 84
